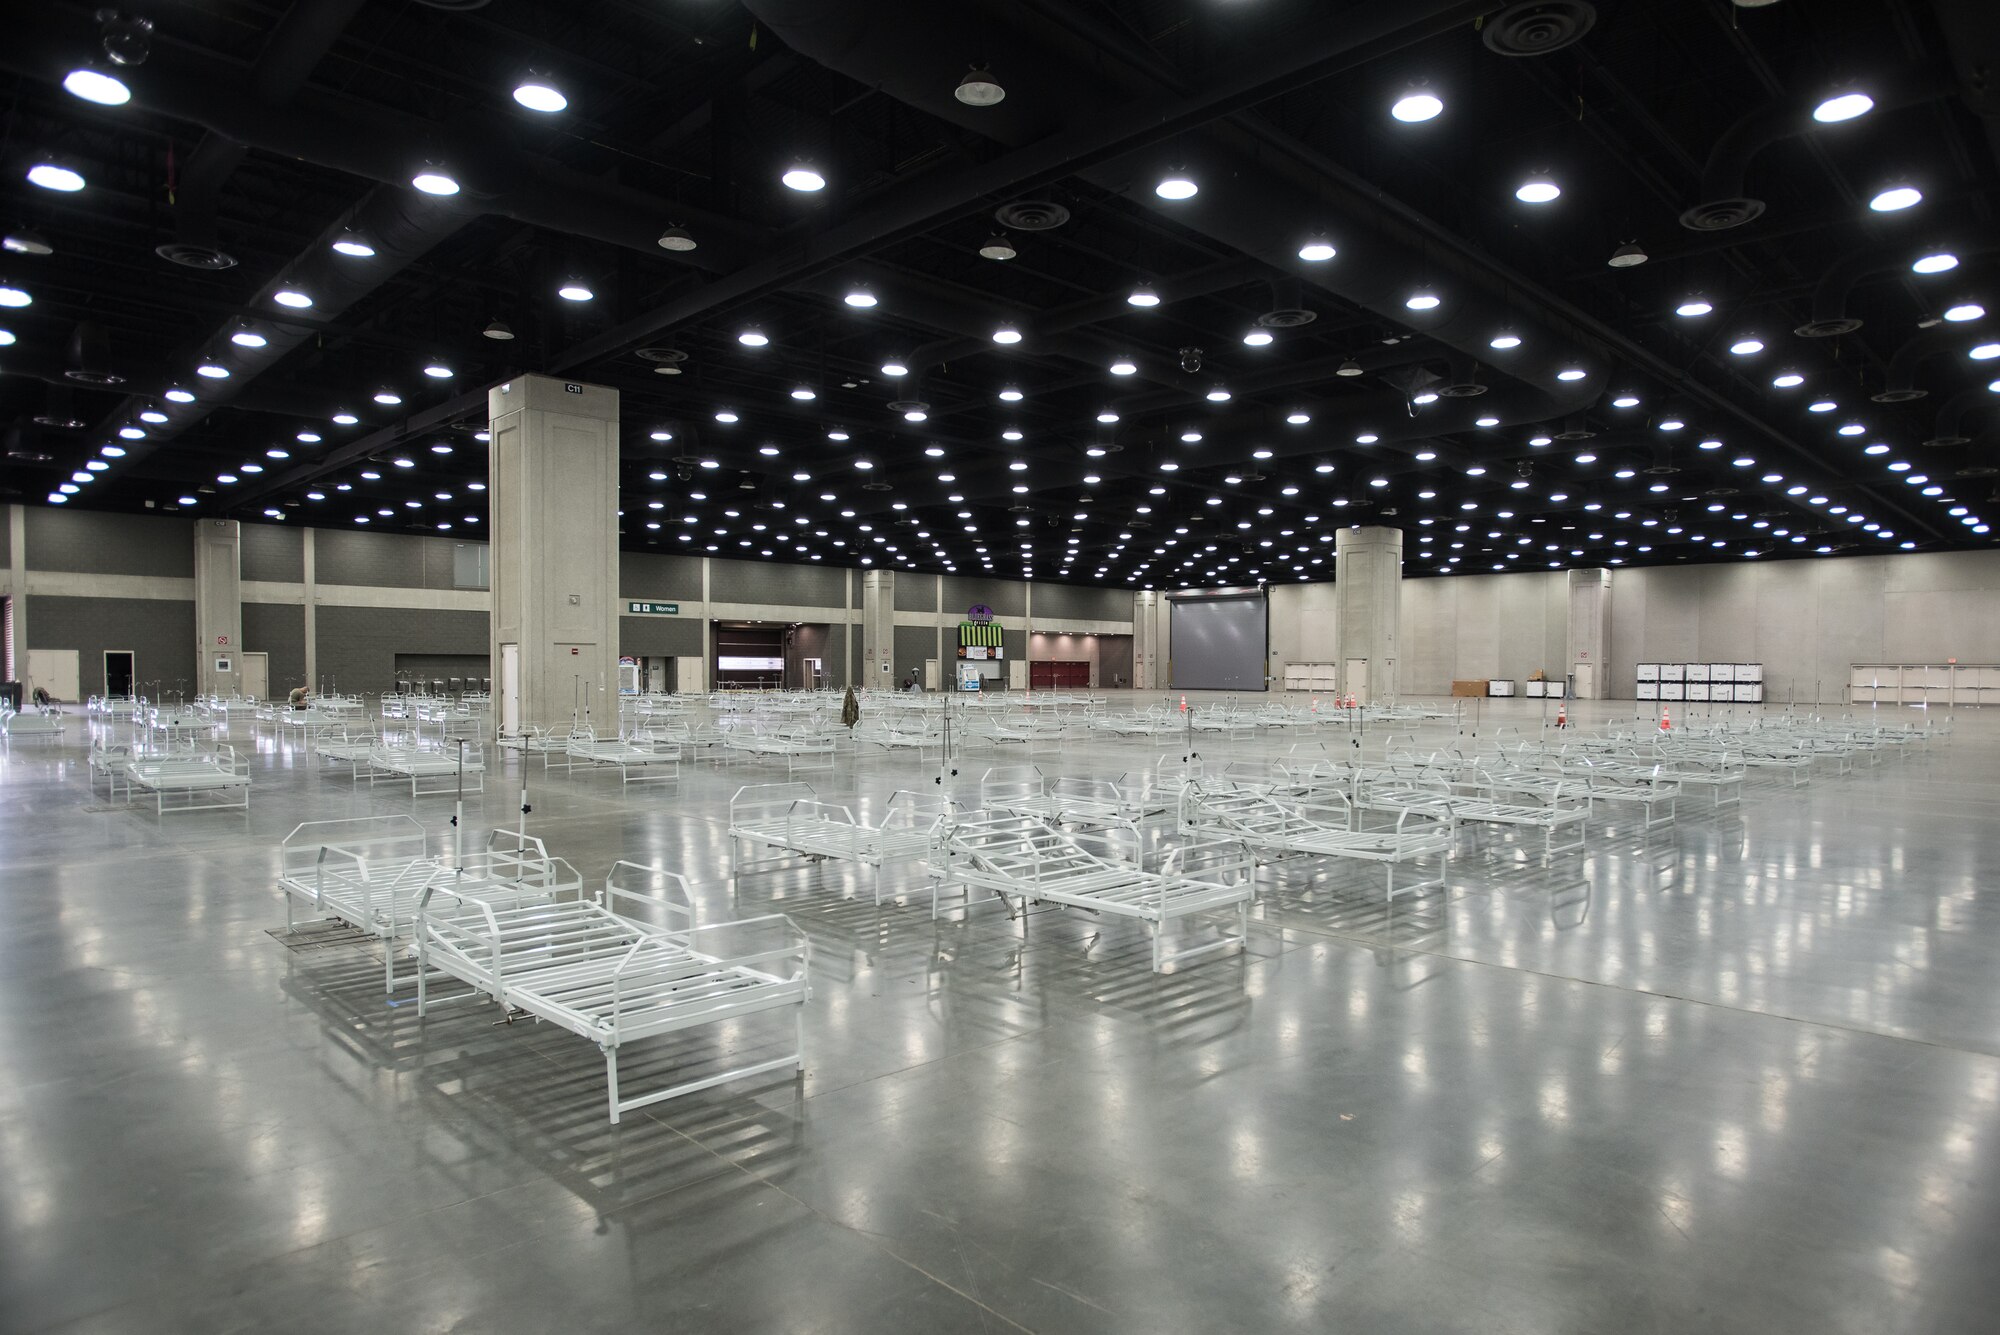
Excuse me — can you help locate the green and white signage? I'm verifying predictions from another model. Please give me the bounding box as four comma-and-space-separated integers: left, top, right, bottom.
626, 601, 680, 616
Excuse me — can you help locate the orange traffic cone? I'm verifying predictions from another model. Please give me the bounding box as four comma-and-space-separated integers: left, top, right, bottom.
1346, 692, 1357, 709
1555, 702, 1568, 729
1179, 694, 1187, 712
1659, 705, 1672, 733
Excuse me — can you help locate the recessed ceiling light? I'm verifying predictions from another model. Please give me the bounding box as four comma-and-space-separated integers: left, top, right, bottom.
197, 363, 230, 379
332, 411, 358, 425
790, 384, 817, 400
1110, 356, 1137, 376
991, 324, 1023, 344
1772, 372, 1805, 388
1869, 185, 1922, 212
27, 163, 86, 192
1205, 386, 1232, 402
373, 389, 402, 405
842, 286, 877, 308
782, 161, 826, 192
1405, 291, 1441, 311
1356, 433, 1379, 444
1611, 395, 1640, 408
1729, 338, 1765, 355
1808, 399, 1838, 412
231, 328, 267, 348
1556, 368, 1587, 381
273, 288, 313, 309
1154, 169, 1198, 200
1676, 298, 1714, 317
1391, 85, 1443, 122
1514, 176, 1560, 204
1813, 91, 1874, 123
1944, 303, 1985, 322
1286, 412, 1311, 425
1912, 252, 1958, 274
423, 362, 452, 378
1242, 328, 1274, 347
1489, 333, 1522, 350
63, 65, 131, 106
0, 285, 31, 308
411, 165, 460, 195
512, 73, 567, 113
557, 278, 594, 301
1972, 343, 2000, 360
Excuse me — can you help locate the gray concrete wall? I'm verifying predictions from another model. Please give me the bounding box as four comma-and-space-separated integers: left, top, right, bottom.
242, 601, 306, 694
25, 509, 194, 577
315, 605, 491, 692
26, 595, 197, 697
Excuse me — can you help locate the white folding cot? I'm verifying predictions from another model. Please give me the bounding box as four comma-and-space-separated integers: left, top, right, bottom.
358, 742, 486, 797
560, 730, 683, 786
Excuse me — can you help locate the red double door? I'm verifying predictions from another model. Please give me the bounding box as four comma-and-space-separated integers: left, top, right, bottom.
1029, 660, 1090, 689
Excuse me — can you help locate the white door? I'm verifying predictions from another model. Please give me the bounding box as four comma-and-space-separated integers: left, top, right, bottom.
499, 643, 520, 736
26, 649, 80, 704
1573, 662, 1597, 700
924, 658, 939, 691
239, 651, 268, 703
1344, 658, 1369, 704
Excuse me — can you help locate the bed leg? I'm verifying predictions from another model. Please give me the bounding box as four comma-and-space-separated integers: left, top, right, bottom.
383, 944, 395, 995
606, 1047, 622, 1125
416, 936, 429, 1015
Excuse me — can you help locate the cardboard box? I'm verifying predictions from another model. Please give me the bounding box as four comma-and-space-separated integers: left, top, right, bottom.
1451, 680, 1486, 698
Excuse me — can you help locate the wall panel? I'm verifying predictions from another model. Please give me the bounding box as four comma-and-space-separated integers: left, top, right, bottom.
315, 604, 489, 691
710, 557, 845, 607
25, 510, 193, 577
618, 552, 702, 601
242, 601, 306, 693
618, 614, 703, 657
240, 523, 304, 584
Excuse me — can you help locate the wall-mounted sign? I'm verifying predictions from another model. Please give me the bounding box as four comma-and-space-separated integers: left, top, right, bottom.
966, 604, 995, 625
627, 601, 680, 616
215, 656, 232, 673
564, 383, 583, 394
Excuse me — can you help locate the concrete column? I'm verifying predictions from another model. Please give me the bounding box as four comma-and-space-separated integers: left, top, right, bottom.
193, 518, 244, 697
1132, 590, 1167, 690
302, 527, 318, 689
1334, 526, 1402, 704
859, 568, 894, 686
1567, 567, 1612, 699
5, 504, 24, 685
487, 374, 620, 732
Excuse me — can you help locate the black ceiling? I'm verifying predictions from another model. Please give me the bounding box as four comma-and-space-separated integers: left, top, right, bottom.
2, 0, 1998, 586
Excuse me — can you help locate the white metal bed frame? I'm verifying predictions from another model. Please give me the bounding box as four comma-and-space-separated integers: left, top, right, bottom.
124, 744, 252, 816
928, 812, 1256, 972
415, 861, 810, 1123
728, 783, 954, 901
560, 730, 683, 786
1179, 779, 1452, 903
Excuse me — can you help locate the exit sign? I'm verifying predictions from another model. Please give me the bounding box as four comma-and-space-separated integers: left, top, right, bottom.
627, 601, 679, 616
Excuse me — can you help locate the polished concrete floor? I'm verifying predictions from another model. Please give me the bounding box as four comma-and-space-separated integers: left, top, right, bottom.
3, 695, 1998, 1333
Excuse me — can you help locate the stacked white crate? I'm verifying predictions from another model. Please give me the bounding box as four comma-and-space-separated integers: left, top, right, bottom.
1638, 662, 1761, 702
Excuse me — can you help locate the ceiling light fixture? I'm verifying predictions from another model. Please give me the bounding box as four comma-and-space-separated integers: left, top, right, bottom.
991, 323, 1023, 344
1676, 297, 1714, 317
1869, 184, 1922, 212
978, 234, 1018, 260
1514, 175, 1560, 204
1489, 332, 1522, 350
842, 285, 877, 308
1556, 367, 1588, 381
1729, 337, 1765, 355
1607, 241, 1648, 268
880, 357, 909, 377
1405, 290, 1441, 311
1154, 168, 1198, 200
512, 72, 568, 113
62, 63, 130, 106
482, 319, 514, 340
998, 385, 1023, 401
781, 160, 826, 192
1772, 372, 1805, 388
1911, 252, 1958, 275
557, 278, 594, 301
0, 284, 31, 308
736, 326, 769, 347
1944, 303, 1985, 323
230, 326, 266, 348
1298, 233, 1337, 262
1, 230, 51, 256
26, 163, 85, 192
1336, 359, 1363, 377
423, 361, 453, 378
1110, 356, 1137, 376
411, 163, 460, 195
1391, 83, 1443, 123
1242, 328, 1274, 347
656, 224, 696, 252
1813, 90, 1874, 122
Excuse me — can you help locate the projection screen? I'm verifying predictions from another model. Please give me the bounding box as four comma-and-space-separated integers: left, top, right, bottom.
1169, 590, 1269, 691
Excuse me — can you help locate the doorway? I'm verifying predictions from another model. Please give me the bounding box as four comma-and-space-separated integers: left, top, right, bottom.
499, 643, 520, 736
715, 622, 784, 690
26, 648, 80, 704
104, 650, 135, 698
238, 652, 268, 702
